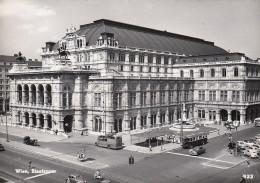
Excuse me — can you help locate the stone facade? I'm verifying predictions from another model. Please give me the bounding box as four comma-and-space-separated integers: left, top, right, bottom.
7, 20, 260, 135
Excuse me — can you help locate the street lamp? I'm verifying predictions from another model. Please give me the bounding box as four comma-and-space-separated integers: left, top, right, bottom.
233, 120, 240, 156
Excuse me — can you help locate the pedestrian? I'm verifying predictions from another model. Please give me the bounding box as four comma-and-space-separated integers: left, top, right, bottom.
217, 128, 220, 135
224, 129, 227, 136
81, 131, 83, 136
55, 129, 58, 135
28, 160, 32, 170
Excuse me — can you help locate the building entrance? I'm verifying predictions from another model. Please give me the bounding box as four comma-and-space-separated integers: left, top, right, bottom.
64, 115, 73, 133
220, 109, 228, 121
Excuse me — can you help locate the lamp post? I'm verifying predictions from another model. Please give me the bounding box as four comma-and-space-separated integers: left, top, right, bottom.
233, 120, 240, 156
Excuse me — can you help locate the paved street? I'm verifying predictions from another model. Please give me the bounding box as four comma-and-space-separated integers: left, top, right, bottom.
0, 124, 259, 183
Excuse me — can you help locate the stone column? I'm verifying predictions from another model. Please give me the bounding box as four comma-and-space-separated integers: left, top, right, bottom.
74, 110, 83, 131
36, 117, 41, 130
147, 109, 151, 128
227, 110, 232, 122
22, 115, 27, 128
137, 110, 141, 129
174, 109, 178, 123
22, 91, 26, 104
36, 91, 39, 105
58, 120, 64, 135
29, 115, 34, 129
156, 109, 161, 126
123, 111, 130, 132
165, 108, 169, 125
29, 90, 32, 105
44, 91, 48, 106
43, 117, 48, 131
216, 110, 220, 123
240, 110, 246, 125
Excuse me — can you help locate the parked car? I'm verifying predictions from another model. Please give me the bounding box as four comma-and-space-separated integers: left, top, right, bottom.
236, 141, 247, 149
246, 146, 260, 154
254, 117, 260, 127
243, 149, 259, 158
23, 136, 38, 146
66, 174, 87, 183
0, 144, 5, 151
255, 134, 260, 142
189, 146, 206, 156
243, 139, 255, 147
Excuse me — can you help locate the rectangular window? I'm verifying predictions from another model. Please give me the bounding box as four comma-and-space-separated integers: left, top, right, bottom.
140, 66, 143, 72
141, 92, 147, 106
62, 93, 67, 107
129, 93, 136, 107
209, 111, 216, 121
164, 68, 167, 73
68, 93, 72, 106
139, 55, 144, 63
119, 52, 125, 61
164, 57, 169, 65
94, 93, 101, 107
220, 91, 228, 101
120, 65, 123, 71
149, 67, 152, 72
129, 53, 135, 62
169, 91, 174, 103
114, 93, 122, 108
109, 52, 115, 61
232, 91, 240, 102
156, 56, 161, 64
148, 55, 153, 63
160, 91, 165, 104
209, 91, 216, 101
198, 110, 205, 119
199, 91, 205, 101
151, 92, 156, 105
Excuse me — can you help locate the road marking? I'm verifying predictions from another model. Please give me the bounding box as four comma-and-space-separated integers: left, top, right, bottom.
166, 152, 237, 164
202, 162, 229, 169
24, 172, 53, 180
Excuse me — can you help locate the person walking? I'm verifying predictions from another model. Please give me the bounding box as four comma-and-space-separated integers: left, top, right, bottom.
28, 160, 32, 170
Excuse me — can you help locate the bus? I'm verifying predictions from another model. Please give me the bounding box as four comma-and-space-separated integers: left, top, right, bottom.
255, 118, 260, 127
95, 134, 123, 149
181, 132, 208, 149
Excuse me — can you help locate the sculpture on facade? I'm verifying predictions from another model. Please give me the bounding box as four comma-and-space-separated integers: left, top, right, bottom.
58, 42, 70, 59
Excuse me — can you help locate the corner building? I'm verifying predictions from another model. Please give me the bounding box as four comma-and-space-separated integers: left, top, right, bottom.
8, 19, 260, 135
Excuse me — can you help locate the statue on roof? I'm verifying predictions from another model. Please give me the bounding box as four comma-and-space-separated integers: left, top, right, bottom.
15, 51, 26, 62
58, 42, 70, 59
66, 24, 77, 34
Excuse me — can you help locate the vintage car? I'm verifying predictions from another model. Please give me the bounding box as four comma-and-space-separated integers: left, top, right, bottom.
66, 174, 87, 183
0, 144, 5, 151
189, 146, 206, 156
77, 151, 87, 162
23, 136, 38, 146
243, 149, 259, 158
236, 141, 247, 149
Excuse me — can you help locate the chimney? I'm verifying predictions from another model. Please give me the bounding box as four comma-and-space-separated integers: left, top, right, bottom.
29, 59, 32, 61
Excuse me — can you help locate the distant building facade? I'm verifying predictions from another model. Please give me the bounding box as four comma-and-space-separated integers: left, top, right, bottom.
0, 55, 42, 113
8, 19, 260, 135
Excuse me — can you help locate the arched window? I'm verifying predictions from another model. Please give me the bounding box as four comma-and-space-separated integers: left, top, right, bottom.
222, 68, 226, 77
210, 69, 215, 77
234, 68, 239, 77
180, 70, 184, 78
200, 69, 204, 78
190, 70, 194, 78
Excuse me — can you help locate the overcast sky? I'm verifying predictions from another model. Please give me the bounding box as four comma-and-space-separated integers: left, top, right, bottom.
0, 0, 259, 60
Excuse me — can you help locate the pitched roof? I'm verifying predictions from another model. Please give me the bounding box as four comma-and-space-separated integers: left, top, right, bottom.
0, 55, 17, 62
54, 19, 227, 56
